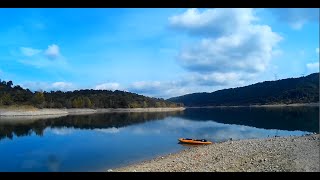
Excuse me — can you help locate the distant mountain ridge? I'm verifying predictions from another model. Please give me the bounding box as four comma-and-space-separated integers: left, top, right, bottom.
168, 73, 319, 107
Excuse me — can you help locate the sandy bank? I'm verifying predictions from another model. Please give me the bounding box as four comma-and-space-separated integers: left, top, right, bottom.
114, 134, 320, 172
0, 107, 185, 118
0, 108, 68, 116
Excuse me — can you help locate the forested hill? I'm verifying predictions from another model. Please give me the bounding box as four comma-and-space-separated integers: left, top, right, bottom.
0, 80, 183, 108
168, 73, 319, 107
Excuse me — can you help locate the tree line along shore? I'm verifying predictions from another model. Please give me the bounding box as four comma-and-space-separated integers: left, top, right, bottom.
0, 80, 183, 109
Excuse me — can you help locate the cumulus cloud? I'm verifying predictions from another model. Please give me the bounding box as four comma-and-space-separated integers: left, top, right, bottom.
130, 81, 162, 94
21, 82, 50, 91
18, 44, 67, 69
95, 82, 120, 91
95, 127, 121, 134
20, 44, 61, 60
51, 82, 73, 91
20, 47, 42, 56
169, 8, 258, 37
270, 8, 319, 30
169, 8, 282, 86
51, 128, 74, 135
306, 62, 319, 73
21, 81, 74, 92
126, 74, 259, 98
187, 72, 254, 86
128, 81, 168, 97
45, 44, 60, 59
128, 80, 203, 99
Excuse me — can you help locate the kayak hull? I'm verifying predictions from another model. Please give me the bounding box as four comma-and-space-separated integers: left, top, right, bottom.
178, 138, 212, 145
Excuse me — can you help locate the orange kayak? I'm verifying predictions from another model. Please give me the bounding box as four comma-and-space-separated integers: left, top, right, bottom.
178, 138, 212, 145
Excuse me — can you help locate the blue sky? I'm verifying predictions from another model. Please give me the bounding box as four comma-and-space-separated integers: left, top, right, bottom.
0, 8, 319, 98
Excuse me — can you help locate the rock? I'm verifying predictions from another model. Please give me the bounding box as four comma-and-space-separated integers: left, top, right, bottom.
107, 169, 113, 172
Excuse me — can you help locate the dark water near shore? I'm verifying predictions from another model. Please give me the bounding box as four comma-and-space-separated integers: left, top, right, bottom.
0, 107, 318, 172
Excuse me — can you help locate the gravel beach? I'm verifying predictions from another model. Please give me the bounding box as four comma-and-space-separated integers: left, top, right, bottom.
114, 134, 320, 172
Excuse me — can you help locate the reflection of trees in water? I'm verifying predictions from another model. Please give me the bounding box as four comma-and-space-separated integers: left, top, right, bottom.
180, 107, 319, 132
0, 111, 184, 141
1, 107, 317, 141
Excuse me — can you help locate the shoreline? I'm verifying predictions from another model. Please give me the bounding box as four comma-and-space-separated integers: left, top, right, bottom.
0, 107, 185, 118
1, 103, 316, 117
113, 134, 320, 172
187, 103, 319, 108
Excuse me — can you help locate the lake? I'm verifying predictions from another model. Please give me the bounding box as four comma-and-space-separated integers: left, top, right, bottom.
0, 107, 318, 172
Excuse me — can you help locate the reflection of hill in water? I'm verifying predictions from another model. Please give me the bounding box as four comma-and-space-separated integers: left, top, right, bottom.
0, 111, 183, 140
0, 107, 318, 141
179, 107, 319, 133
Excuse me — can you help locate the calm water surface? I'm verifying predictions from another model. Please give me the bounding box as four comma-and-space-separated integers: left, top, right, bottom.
0, 107, 318, 172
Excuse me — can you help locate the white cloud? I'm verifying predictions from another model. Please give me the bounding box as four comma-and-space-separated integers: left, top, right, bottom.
131, 81, 161, 91
169, 8, 282, 88
271, 49, 283, 57
20, 44, 60, 60
126, 74, 260, 98
161, 86, 191, 99
51, 82, 73, 91
316, 48, 319, 54
17, 44, 67, 69
188, 72, 253, 86
51, 128, 74, 135
95, 127, 120, 134
270, 8, 319, 30
306, 62, 319, 73
129, 81, 163, 96
169, 8, 258, 37
45, 44, 60, 59
20, 47, 42, 56
21, 81, 74, 92
128, 80, 208, 99
95, 82, 120, 91
21, 82, 49, 91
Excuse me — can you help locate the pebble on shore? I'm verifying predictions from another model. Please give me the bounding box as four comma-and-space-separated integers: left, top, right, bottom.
114, 134, 320, 172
